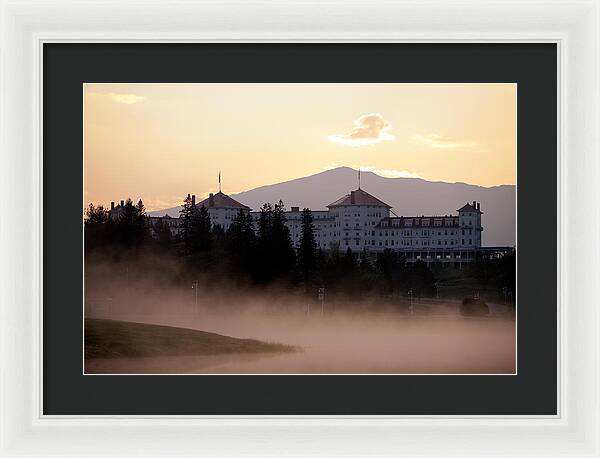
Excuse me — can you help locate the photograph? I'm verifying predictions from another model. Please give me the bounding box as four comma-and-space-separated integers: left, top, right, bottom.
83, 83, 517, 375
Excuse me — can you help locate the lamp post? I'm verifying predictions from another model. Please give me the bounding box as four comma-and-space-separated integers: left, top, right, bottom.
191, 280, 199, 316
318, 287, 325, 316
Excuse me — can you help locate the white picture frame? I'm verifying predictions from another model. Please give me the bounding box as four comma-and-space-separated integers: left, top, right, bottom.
1, 0, 598, 456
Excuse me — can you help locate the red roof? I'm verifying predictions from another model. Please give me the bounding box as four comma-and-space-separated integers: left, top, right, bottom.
196, 191, 250, 210
327, 188, 391, 208
457, 203, 482, 214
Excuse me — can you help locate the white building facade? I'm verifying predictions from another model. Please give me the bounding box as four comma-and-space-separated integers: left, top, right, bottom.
142, 191, 251, 236
251, 188, 486, 263
115, 186, 490, 264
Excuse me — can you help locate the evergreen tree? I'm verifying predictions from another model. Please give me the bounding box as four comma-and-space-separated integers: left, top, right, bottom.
116, 198, 146, 249
84, 203, 109, 251
179, 194, 196, 257
193, 205, 213, 254
84, 203, 109, 226
154, 219, 173, 250
226, 210, 256, 275
178, 194, 212, 265
297, 208, 317, 282
254, 203, 274, 282
135, 199, 148, 244
271, 201, 296, 277
135, 198, 146, 228
254, 201, 295, 282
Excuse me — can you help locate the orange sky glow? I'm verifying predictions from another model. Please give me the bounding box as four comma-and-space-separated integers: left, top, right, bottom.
84, 83, 516, 211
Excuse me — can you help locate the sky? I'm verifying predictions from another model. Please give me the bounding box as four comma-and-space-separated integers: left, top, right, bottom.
84, 83, 516, 211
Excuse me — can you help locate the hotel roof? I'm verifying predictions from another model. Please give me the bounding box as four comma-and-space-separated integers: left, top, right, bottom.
196, 191, 250, 210
327, 188, 392, 208
457, 203, 483, 214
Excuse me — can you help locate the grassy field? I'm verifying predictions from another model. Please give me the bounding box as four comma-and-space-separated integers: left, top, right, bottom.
85, 318, 296, 359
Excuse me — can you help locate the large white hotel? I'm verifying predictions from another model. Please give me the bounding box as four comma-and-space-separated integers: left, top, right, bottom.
112, 186, 496, 265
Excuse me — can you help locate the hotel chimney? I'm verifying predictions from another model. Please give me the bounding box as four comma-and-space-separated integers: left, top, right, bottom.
476, 202, 480, 211
350, 191, 356, 204
110, 201, 115, 210
191, 194, 196, 205
209, 193, 214, 207
472, 201, 476, 209
120, 200, 124, 207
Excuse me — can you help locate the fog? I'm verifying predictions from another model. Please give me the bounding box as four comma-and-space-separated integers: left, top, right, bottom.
85, 263, 516, 375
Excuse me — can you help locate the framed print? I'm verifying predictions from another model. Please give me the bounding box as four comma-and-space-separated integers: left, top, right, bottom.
47, 43, 548, 415
1, 1, 599, 457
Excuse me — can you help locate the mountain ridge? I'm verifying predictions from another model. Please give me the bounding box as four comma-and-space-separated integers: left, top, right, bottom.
149, 167, 515, 246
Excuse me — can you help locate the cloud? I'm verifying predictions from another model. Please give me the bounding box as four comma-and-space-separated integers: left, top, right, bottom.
329, 113, 394, 146
143, 197, 183, 211
324, 164, 421, 179
414, 133, 484, 151
362, 167, 421, 179
108, 92, 146, 105
88, 91, 146, 105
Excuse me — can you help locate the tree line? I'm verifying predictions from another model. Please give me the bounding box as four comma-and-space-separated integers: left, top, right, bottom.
84, 196, 514, 303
